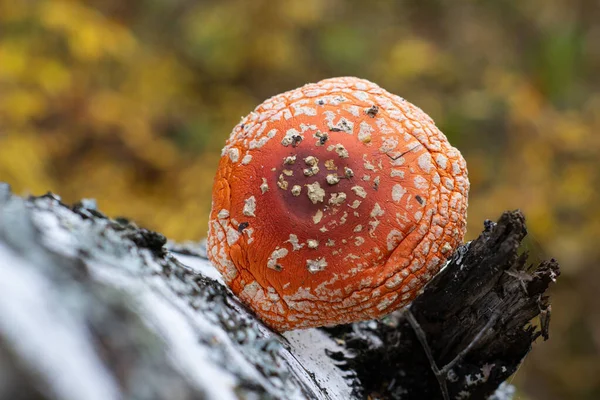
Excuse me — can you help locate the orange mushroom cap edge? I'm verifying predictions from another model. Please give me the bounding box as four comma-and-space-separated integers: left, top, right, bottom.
207, 77, 469, 332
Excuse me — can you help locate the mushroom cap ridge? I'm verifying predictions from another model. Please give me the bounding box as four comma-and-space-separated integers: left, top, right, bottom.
207, 77, 469, 331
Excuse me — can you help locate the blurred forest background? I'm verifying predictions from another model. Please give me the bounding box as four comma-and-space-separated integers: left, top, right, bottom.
0, 0, 598, 398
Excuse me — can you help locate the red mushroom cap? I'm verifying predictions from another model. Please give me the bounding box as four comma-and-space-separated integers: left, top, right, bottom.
207, 77, 469, 331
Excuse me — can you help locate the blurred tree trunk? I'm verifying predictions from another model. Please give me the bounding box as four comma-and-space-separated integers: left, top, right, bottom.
0, 182, 558, 400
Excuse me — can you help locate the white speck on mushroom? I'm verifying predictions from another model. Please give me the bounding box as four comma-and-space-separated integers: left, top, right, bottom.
354, 236, 365, 246
358, 121, 373, 143
369, 220, 381, 237
329, 192, 347, 206
375, 117, 394, 134
240, 281, 262, 301
351, 185, 367, 198
386, 229, 404, 251
334, 143, 349, 158
291, 185, 302, 196
346, 105, 360, 116
303, 166, 320, 176
241, 154, 252, 165
376, 293, 398, 311
353, 225, 363, 232
228, 148, 240, 162
313, 209, 324, 224
319, 226, 328, 233
340, 212, 348, 225
242, 196, 257, 217
344, 167, 354, 178
281, 128, 303, 147
267, 248, 289, 270
283, 169, 294, 176
436, 153, 448, 169
307, 258, 328, 273
249, 129, 277, 149
380, 137, 399, 153
354, 90, 369, 101
214, 223, 224, 242
417, 153, 433, 173
396, 212, 410, 226
329, 117, 354, 134
284, 155, 297, 165
373, 176, 381, 189
260, 178, 269, 194
349, 200, 361, 209
326, 174, 340, 185
370, 203, 385, 218
450, 192, 462, 209
307, 239, 319, 249
306, 182, 325, 204
421, 242, 431, 256
286, 234, 305, 251
217, 209, 230, 219
362, 175, 371, 181
389, 155, 406, 166
390, 169, 404, 178
414, 175, 429, 190
323, 110, 336, 126
385, 274, 404, 289
364, 104, 379, 117
392, 184, 407, 202
325, 159, 337, 170
245, 227, 254, 244
267, 287, 280, 302
364, 159, 376, 171
332, 95, 348, 105
277, 174, 289, 190
226, 227, 241, 246
304, 156, 319, 166
452, 161, 461, 175
326, 239, 335, 247
292, 102, 317, 117
444, 177, 454, 190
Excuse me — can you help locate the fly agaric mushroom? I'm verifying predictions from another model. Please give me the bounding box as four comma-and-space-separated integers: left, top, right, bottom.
207, 77, 469, 331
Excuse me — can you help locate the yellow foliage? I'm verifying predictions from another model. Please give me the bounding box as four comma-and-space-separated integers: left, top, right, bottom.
0, 134, 55, 193
0, 1, 598, 398
388, 39, 442, 79
39, 0, 137, 61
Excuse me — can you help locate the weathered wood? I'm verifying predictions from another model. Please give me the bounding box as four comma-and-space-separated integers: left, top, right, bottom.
0, 182, 558, 400
323, 211, 559, 399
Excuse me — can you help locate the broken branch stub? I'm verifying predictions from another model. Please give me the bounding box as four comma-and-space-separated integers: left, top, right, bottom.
323, 210, 559, 399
